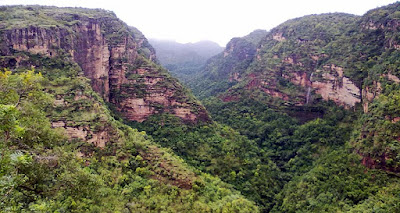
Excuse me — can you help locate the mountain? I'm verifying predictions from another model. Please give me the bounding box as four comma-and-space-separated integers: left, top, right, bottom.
149, 39, 223, 82
0, 6, 209, 123
3, 3, 400, 213
198, 3, 400, 171
197, 5, 400, 111
189, 2, 400, 212
188, 29, 268, 99
0, 6, 258, 212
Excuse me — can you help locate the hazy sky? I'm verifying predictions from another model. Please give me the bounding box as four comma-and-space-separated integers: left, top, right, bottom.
0, 0, 398, 46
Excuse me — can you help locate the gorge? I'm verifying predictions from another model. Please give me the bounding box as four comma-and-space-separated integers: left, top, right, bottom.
2, 3, 400, 212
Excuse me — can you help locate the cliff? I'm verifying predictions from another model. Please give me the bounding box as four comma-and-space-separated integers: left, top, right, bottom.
0, 5, 209, 123
0, 59, 257, 212
0, 6, 256, 211
193, 3, 400, 172
347, 2, 400, 172
199, 6, 400, 112
222, 14, 361, 108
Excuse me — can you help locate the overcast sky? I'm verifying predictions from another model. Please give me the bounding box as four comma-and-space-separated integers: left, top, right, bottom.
0, 0, 398, 46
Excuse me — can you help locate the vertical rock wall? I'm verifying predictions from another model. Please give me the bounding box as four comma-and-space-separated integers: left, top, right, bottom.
1, 15, 209, 123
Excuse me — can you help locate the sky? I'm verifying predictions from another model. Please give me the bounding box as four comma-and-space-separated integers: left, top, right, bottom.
0, 0, 398, 46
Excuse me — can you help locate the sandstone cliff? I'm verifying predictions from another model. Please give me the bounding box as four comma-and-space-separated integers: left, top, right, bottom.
0, 6, 209, 123
190, 14, 365, 108
195, 4, 400, 173
241, 13, 362, 108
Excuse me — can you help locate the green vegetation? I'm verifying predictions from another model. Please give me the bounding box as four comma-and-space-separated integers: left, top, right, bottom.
149, 39, 223, 83
3, 2, 400, 212
0, 67, 258, 212
274, 150, 400, 213
351, 82, 400, 171
188, 30, 267, 99
0, 5, 115, 29
155, 2, 400, 212
128, 92, 400, 212
128, 114, 283, 211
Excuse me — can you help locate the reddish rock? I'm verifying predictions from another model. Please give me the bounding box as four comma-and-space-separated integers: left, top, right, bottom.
360, 152, 400, 173
2, 14, 209, 123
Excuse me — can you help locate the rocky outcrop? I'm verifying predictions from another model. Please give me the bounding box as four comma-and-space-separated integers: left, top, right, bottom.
312, 65, 361, 107
209, 14, 363, 108
51, 120, 109, 147
278, 64, 361, 107
272, 32, 286, 41
312, 75, 360, 107
361, 73, 400, 113
359, 151, 400, 173
0, 6, 208, 123
362, 81, 381, 113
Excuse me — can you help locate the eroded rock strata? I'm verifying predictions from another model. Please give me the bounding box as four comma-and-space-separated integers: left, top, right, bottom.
0, 7, 208, 123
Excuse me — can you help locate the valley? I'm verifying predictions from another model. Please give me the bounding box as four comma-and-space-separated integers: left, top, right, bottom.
1, 2, 400, 212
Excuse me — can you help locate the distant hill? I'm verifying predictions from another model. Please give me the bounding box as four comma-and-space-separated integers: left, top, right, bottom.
188, 29, 268, 99
149, 39, 223, 82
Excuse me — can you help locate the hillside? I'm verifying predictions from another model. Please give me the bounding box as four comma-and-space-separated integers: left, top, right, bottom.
0, 5, 209, 123
2, 3, 400, 213
196, 2, 400, 171
149, 39, 223, 82
0, 6, 258, 212
189, 29, 268, 99
190, 2, 400, 212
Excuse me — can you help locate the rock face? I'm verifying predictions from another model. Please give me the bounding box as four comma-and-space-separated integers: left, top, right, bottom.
52, 120, 109, 148
0, 6, 209, 123
285, 65, 361, 107
312, 74, 360, 107
245, 14, 364, 108
196, 13, 364, 108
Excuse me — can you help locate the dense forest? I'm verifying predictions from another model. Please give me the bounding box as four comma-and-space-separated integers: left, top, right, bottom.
1, 2, 400, 213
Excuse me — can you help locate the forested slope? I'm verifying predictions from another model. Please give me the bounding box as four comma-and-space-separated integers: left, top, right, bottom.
0, 6, 258, 212
186, 2, 400, 212
3, 2, 400, 212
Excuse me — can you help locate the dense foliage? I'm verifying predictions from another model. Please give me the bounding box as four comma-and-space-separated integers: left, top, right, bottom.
274, 149, 400, 213
0, 65, 258, 212
351, 81, 400, 171
188, 30, 267, 99
200, 95, 400, 212
128, 91, 400, 212
144, 2, 400, 212
3, 2, 400, 212
128, 114, 283, 211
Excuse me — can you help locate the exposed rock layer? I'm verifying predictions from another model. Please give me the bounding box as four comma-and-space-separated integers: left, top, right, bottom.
0, 7, 208, 123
